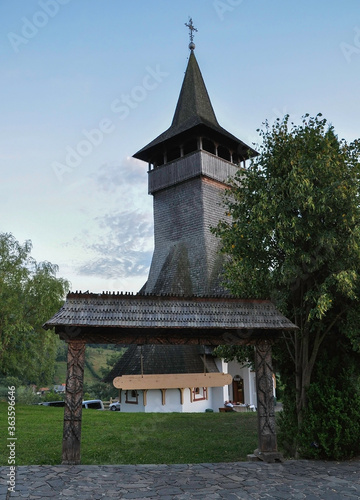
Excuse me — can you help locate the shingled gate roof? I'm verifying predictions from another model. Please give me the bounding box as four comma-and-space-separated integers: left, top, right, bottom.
44, 292, 297, 345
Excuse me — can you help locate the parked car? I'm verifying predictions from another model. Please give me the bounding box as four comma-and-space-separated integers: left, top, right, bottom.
109, 401, 121, 411
41, 401, 65, 407
82, 399, 104, 410
41, 399, 104, 410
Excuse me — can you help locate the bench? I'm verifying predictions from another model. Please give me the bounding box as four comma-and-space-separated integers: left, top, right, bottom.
219, 407, 234, 412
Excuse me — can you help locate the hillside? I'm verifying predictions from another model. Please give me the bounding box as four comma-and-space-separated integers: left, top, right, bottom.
54, 346, 124, 385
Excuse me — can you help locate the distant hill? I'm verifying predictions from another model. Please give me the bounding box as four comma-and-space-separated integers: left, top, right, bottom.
54, 346, 124, 385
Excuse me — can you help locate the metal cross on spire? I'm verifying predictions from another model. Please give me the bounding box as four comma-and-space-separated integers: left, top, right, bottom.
185, 17, 197, 50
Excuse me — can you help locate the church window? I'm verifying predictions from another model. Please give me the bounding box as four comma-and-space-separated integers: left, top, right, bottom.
125, 390, 139, 404
192, 387, 208, 401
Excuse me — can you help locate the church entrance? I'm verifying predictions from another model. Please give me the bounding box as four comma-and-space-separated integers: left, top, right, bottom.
232, 375, 244, 404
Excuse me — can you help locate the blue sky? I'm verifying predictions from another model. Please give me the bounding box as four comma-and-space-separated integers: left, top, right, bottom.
1, 0, 359, 293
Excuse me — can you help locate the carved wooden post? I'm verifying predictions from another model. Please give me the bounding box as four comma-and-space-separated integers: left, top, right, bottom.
253, 339, 284, 463
62, 339, 86, 465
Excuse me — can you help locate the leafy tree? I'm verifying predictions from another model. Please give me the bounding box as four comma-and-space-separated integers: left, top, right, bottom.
213, 114, 360, 433
0, 233, 69, 385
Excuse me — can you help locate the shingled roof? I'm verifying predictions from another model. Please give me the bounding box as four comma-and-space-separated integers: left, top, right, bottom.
44, 292, 296, 331
103, 345, 219, 383
43, 292, 297, 346
133, 51, 257, 162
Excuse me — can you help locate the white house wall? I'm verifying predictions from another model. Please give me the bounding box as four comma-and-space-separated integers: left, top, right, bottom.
120, 391, 145, 413
117, 358, 257, 412
146, 389, 183, 413
213, 357, 230, 409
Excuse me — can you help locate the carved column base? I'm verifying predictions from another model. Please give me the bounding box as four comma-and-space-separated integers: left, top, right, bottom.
247, 448, 285, 463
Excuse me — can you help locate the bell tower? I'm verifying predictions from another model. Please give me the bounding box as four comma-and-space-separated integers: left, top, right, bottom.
134, 21, 257, 296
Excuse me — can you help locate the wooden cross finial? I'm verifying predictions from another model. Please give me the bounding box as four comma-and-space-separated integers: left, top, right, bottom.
185, 17, 198, 45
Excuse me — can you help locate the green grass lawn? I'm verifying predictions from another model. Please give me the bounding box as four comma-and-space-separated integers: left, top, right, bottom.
0, 403, 258, 465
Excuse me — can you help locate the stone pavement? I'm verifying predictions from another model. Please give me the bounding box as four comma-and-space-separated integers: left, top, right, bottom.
1, 459, 360, 499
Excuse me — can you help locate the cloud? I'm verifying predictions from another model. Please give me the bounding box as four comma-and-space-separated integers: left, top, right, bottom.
92, 157, 147, 195
77, 209, 153, 279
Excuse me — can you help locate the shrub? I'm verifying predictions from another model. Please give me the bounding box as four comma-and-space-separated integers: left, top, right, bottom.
298, 366, 360, 460
278, 336, 360, 460
42, 390, 64, 402
16, 386, 41, 405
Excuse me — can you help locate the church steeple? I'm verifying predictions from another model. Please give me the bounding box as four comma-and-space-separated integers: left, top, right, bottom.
171, 50, 219, 131
134, 31, 257, 296
133, 49, 257, 166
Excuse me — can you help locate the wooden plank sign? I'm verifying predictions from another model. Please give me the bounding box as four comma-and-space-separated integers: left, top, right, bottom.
113, 372, 232, 390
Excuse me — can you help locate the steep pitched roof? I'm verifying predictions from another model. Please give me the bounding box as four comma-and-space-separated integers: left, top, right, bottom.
171, 50, 219, 129
133, 51, 257, 161
103, 345, 218, 383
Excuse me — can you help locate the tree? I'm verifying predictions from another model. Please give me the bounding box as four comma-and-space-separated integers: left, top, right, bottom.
213, 114, 360, 430
0, 233, 69, 385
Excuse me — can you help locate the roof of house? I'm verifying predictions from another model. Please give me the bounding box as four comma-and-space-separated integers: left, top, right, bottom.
133, 51, 258, 162
103, 344, 219, 383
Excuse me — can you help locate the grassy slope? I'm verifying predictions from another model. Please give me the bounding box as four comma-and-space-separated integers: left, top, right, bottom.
53, 347, 120, 385
0, 404, 258, 465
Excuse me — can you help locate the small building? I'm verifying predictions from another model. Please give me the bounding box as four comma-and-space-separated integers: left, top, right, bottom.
53, 384, 66, 394
104, 345, 257, 412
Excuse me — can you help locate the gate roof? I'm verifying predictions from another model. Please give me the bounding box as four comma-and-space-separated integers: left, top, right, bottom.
44, 292, 297, 345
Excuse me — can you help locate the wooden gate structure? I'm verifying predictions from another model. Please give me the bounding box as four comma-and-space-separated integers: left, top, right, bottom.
44, 292, 297, 465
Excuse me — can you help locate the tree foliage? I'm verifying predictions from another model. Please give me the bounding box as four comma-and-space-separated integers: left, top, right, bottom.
0, 233, 69, 385
213, 114, 360, 448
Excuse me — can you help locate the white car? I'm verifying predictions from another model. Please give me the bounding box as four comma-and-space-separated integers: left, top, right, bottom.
109, 401, 121, 411
82, 399, 104, 410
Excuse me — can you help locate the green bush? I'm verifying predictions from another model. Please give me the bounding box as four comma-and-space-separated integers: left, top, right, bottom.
83, 382, 117, 401
298, 367, 360, 460
278, 336, 360, 460
42, 390, 64, 402
16, 386, 41, 405
277, 389, 299, 457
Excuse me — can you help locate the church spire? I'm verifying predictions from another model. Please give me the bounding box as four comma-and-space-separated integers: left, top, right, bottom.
133, 24, 257, 164
171, 50, 219, 130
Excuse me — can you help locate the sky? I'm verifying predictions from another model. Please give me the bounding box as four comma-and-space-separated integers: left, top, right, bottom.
1, 0, 360, 294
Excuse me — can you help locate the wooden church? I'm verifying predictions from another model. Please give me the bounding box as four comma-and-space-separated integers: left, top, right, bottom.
102, 24, 260, 413
44, 21, 296, 464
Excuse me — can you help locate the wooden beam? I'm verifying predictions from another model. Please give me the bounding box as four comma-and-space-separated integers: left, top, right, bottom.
113, 372, 232, 390
62, 339, 86, 465
56, 326, 282, 346
179, 388, 184, 404
143, 389, 147, 406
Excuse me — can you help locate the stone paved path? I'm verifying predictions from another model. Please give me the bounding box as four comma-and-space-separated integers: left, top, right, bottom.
1, 460, 360, 499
